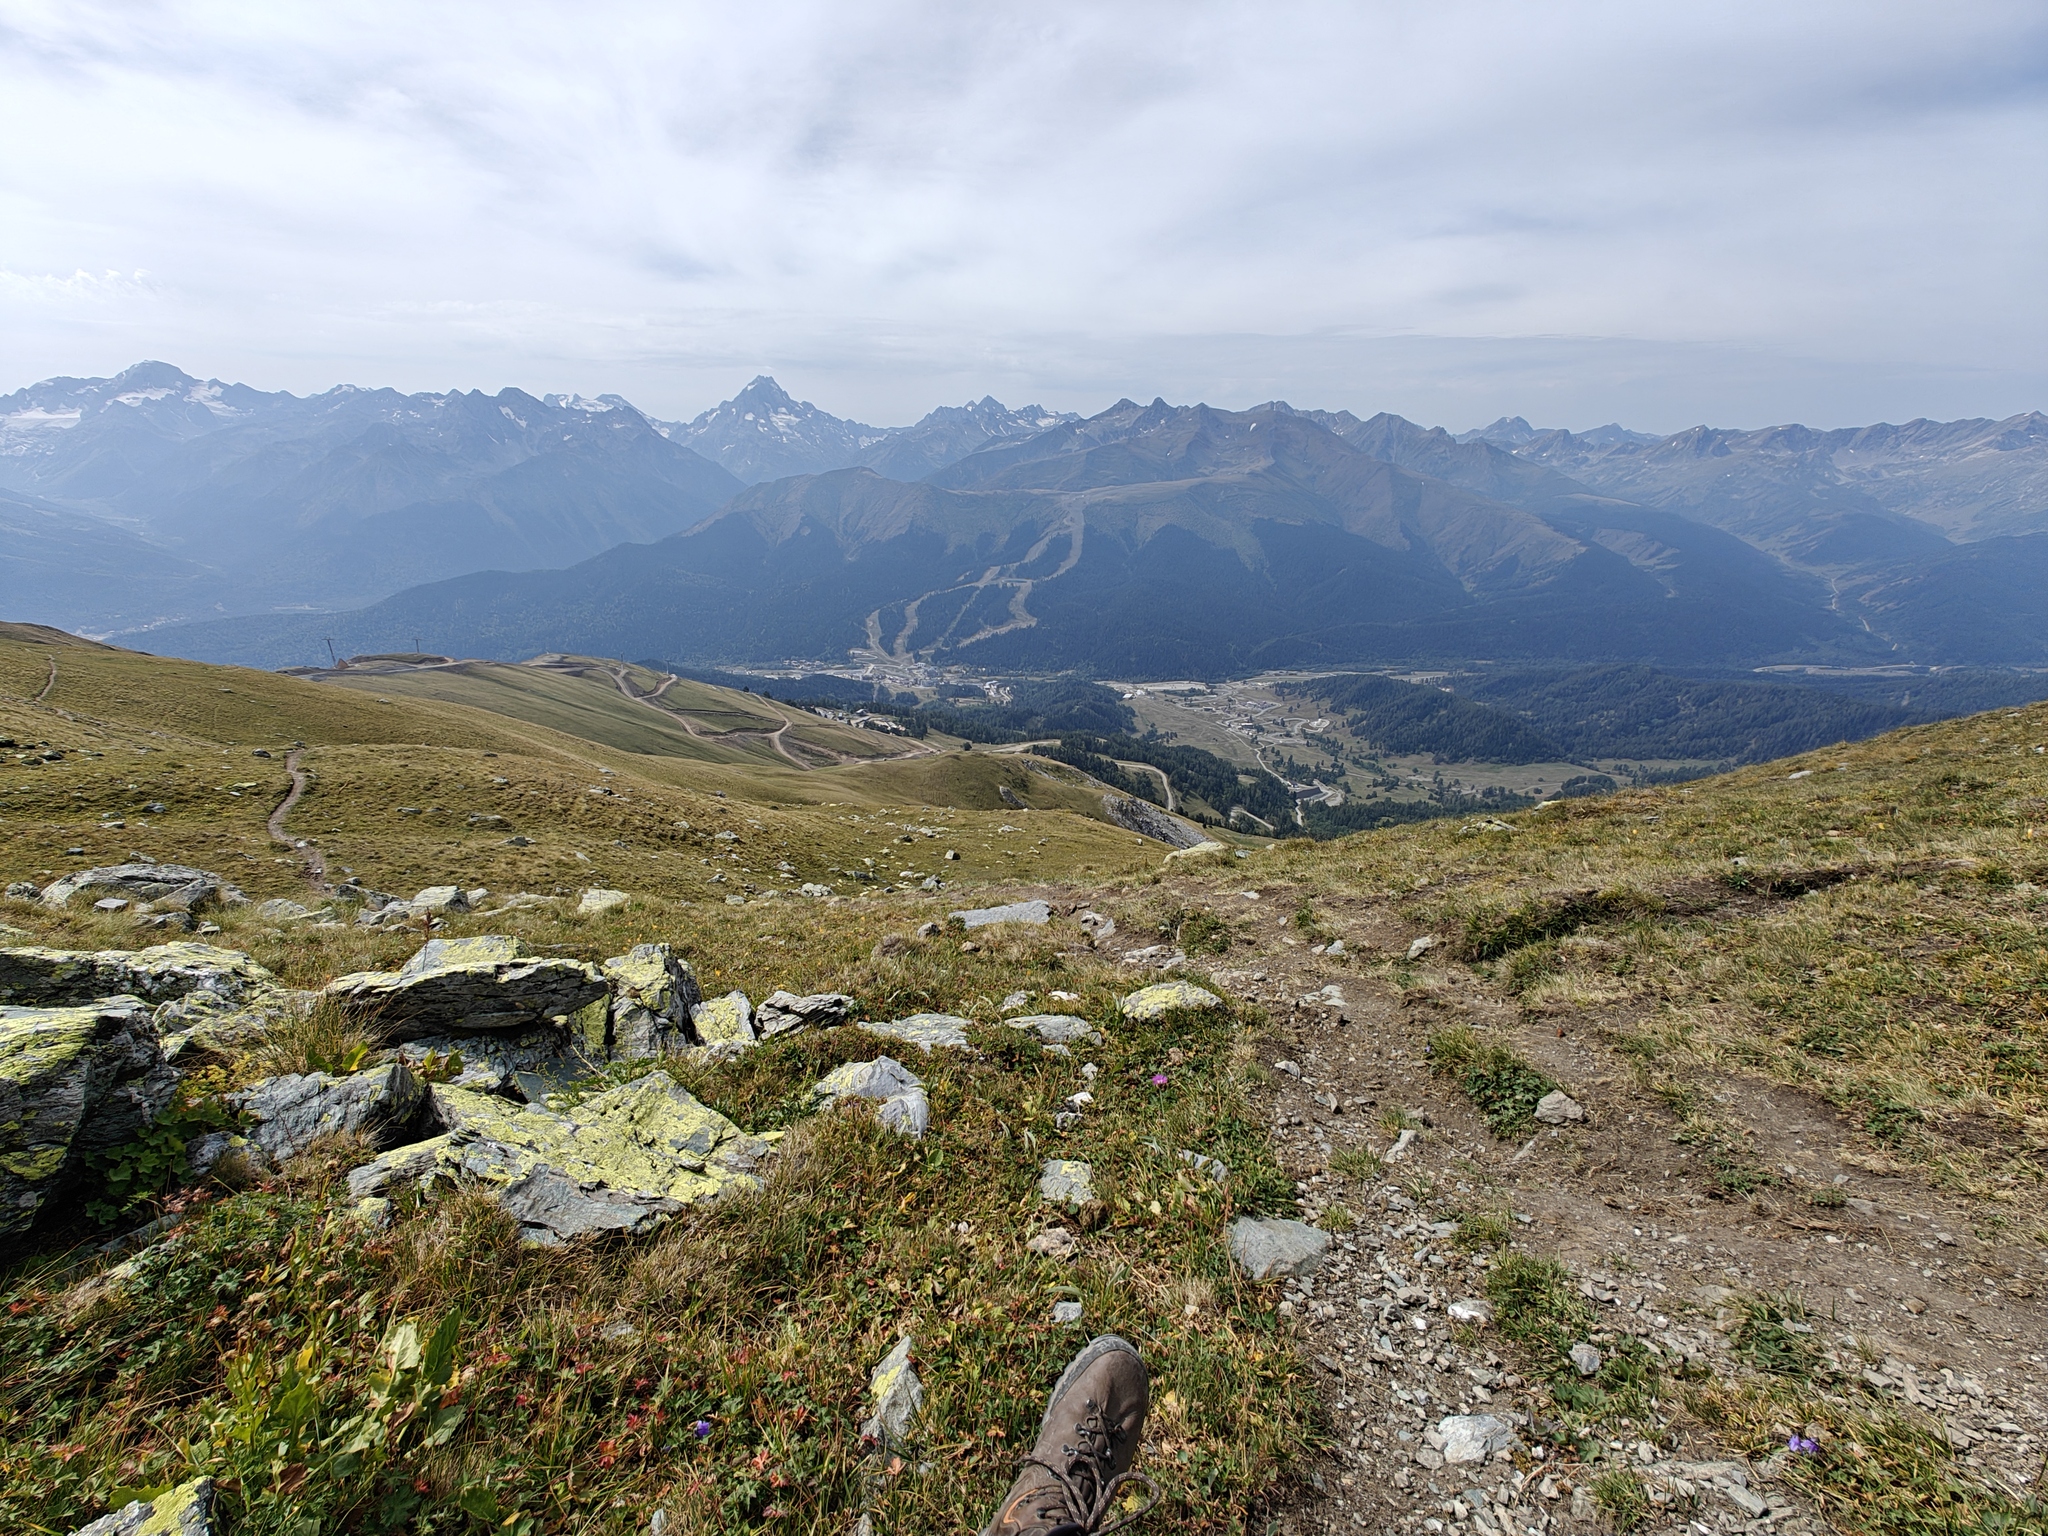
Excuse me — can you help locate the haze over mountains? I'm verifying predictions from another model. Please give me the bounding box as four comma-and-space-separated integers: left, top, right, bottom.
4, 360, 2046, 677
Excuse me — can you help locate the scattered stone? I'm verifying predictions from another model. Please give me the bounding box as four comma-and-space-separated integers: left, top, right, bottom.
1448, 1298, 1495, 1326
255, 898, 318, 922
754, 990, 855, 1037
1006, 1014, 1103, 1047
813, 1056, 929, 1137
347, 1071, 772, 1245
860, 1335, 922, 1446
1076, 910, 1116, 941
40, 863, 246, 913
1026, 1227, 1080, 1260
1052, 1300, 1085, 1325
799, 883, 831, 898
0, 998, 176, 1236
1119, 980, 1222, 1019
602, 943, 701, 1058
1040, 1159, 1097, 1207
1385, 1127, 1419, 1162
1406, 934, 1438, 961
689, 990, 755, 1052
68, 1475, 214, 1536
410, 885, 471, 913
862, 1013, 973, 1051
1273, 1059, 1302, 1077
950, 899, 1050, 929
1324, 938, 1345, 957
1570, 1342, 1603, 1377
999, 989, 1033, 1013
914, 921, 941, 939
325, 936, 607, 1041
1437, 1413, 1518, 1464
577, 887, 629, 916
1227, 1216, 1330, 1281
1178, 1149, 1229, 1183
6, 881, 42, 899
93, 897, 131, 912
233, 1062, 427, 1165
1534, 1090, 1585, 1125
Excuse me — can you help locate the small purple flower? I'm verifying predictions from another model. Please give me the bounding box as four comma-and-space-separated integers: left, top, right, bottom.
1150, 1073, 1169, 1086
1788, 1435, 1820, 1455
693, 1419, 713, 1439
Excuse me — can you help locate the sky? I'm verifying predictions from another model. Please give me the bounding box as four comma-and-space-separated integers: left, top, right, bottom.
1, 1, 2043, 433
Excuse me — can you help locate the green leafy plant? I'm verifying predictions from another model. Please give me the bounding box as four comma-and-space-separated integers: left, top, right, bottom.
83, 1095, 233, 1226
1427, 1025, 1559, 1136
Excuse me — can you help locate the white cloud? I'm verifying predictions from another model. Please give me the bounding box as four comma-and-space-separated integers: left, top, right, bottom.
0, 0, 2041, 430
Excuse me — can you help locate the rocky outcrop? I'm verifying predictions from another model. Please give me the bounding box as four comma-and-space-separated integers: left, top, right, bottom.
1100, 795, 1210, 848
0, 942, 278, 1008
325, 936, 607, 1041
395, 1029, 586, 1103
689, 991, 754, 1052
1, 998, 177, 1235
754, 990, 855, 1038
813, 1056, 929, 1136
602, 944, 701, 1058
39, 864, 245, 913
950, 899, 1050, 928
233, 1062, 426, 1165
346, 1072, 773, 1245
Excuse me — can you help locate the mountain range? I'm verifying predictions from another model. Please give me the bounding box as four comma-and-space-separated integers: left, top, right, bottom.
5, 361, 2046, 677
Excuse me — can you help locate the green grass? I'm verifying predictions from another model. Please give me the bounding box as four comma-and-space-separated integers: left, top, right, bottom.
1426, 1025, 1559, 1137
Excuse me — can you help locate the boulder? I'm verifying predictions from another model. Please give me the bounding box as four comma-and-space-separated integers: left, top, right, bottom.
255, 898, 319, 922
577, 887, 629, 916
1006, 1014, 1102, 1048
1039, 1159, 1096, 1207
411, 885, 470, 913
347, 1071, 772, 1244
1534, 1090, 1585, 1125
1162, 840, 1229, 862
394, 1029, 585, 1103
689, 990, 754, 1051
324, 936, 607, 1041
861, 1013, 972, 1051
69, 1476, 214, 1536
949, 899, 1050, 929
0, 942, 278, 1008
1227, 1216, 1330, 1281
1, 998, 177, 1235
1436, 1413, 1517, 1464
1120, 981, 1222, 1020
813, 1056, 929, 1137
39, 863, 245, 913
754, 990, 855, 1037
232, 1062, 426, 1165
602, 944, 702, 1058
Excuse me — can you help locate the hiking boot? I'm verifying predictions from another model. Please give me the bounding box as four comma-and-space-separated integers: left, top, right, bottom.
981, 1334, 1158, 1536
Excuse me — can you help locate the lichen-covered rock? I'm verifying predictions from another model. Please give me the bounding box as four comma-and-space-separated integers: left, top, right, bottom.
577, 887, 629, 916
1039, 1159, 1096, 1207
68, 1474, 214, 1535
860, 1335, 922, 1446
1006, 1014, 1103, 1047
949, 899, 1050, 929
1226, 1216, 1330, 1281
325, 936, 607, 1040
1119, 980, 1223, 1020
813, 1056, 929, 1137
232, 1062, 426, 1165
861, 1013, 972, 1051
40, 863, 245, 914
0, 942, 278, 1008
602, 944, 702, 1058
347, 1072, 772, 1244
754, 990, 855, 1038
1, 999, 176, 1235
689, 990, 754, 1050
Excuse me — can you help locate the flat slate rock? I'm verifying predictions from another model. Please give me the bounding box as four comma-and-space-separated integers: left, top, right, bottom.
1039, 1158, 1096, 1207
690, 990, 755, 1048
1227, 1216, 1330, 1281
233, 1061, 427, 1165
0, 941, 277, 1008
861, 1013, 972, 1051
755, 990, 855, 1037
950, 899, 1050, 929
1120, 980, 1223, 1019
813, 1055, 929, 1137
1005, 1013, 1103, 1047
325, 936, 607, 1040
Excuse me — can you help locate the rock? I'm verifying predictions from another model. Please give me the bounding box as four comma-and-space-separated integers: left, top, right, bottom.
1163, 840, 1229, 863
1076, 910, 1116, 941
232, 1062, 426, 1165
577, 887, 629, 916
860, 1335, 922, 1446
602, 944, 702, 1058
69, 1475, 214, 1536
914, 921, 941, 939
5, 881, 39, 900
395, 1029, 584, 1102
0, 998, 176, 1236
1227, 1216, 1330, 1281
862, 1013, 973, 1051
1438, 1413, 1517, 1464
949, 899, 1050, 929
1052, 1300, 1084, 1324
813, 1056, 929, 1137
40, 863, 245, 913
1039, 1159, 1096, 1206
1325, 938, 1345, 957
1119, 980, 1222, 1020
1006, 1014, 1103, 1048
410, 885, 470, 913
1385, 1127, 1418, 1162
1448, 1298, 1495, 1326
754, 990, 855, 1037
94, 898, 131, 913
1570, 1342, 1603, 1377
1177, 1149, 1229, 1184
1534, 1090, 1584, 1125
255, 898, 315, 922
799, 883, 831, 898
347, 1071, 772, 1244
1026, 1227, 1079, 1260
1273, 1059, 1302, 1077
689, 990, 755, 1050
1406, 935, 1437, 961
325, 936, 608, 1041
1100, 795, 1209, 848
186, 1130, 257, 1178
0, 942, 278, 1008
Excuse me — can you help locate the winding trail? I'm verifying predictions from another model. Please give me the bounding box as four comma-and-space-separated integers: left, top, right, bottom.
268, 748, 329, 889
33, 654, 56, 703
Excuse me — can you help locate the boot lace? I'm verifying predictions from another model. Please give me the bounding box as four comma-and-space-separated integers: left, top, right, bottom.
1014, 1397, 1160, 1535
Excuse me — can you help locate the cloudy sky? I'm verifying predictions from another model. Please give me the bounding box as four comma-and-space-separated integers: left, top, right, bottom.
2, 1, 2043, 431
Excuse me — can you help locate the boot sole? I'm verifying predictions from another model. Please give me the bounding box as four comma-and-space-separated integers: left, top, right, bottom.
1041, 1333, 1142, 1430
